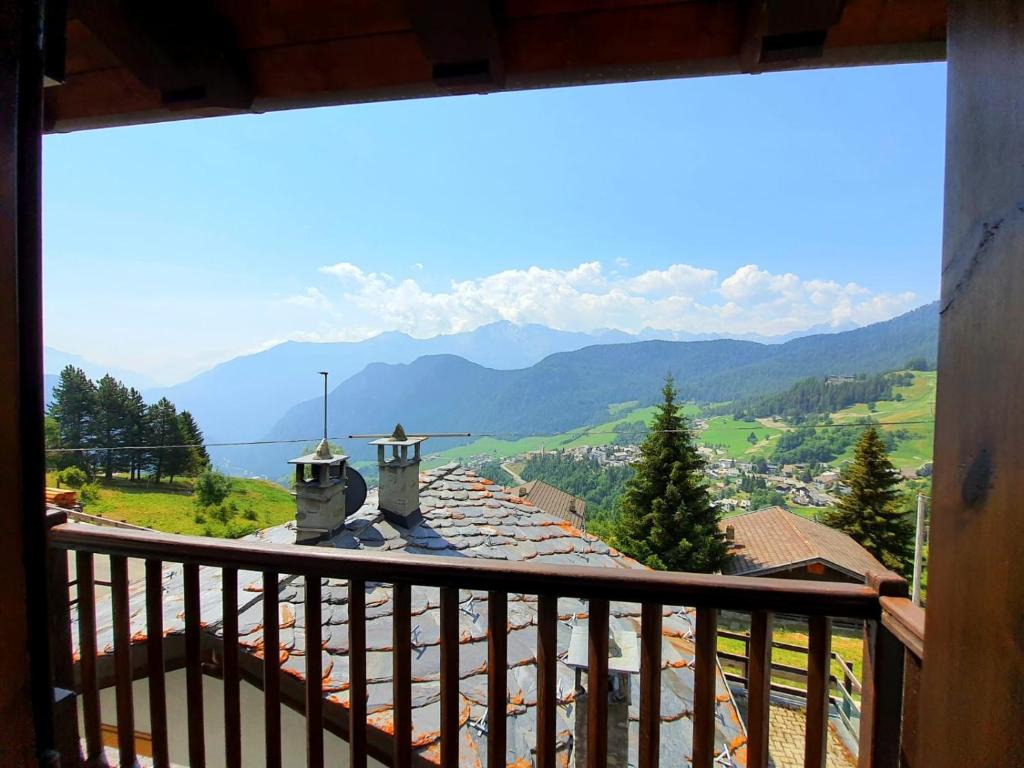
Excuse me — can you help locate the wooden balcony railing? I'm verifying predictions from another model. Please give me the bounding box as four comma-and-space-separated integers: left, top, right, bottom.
44, 510, 925, 768
717, 627, 863, 736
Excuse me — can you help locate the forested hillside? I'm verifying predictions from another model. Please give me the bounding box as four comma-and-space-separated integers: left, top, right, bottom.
236, 303, 937, 477
520, 454, 634, 526
722, 370, 917, 423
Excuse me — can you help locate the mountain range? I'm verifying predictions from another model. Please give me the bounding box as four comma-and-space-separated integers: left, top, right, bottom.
219, 302, 938, 478
143, 319, 857, 445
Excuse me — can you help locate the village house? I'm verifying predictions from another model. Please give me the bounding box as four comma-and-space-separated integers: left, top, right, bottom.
721, 507, 885, 584
513, 479, 588, 532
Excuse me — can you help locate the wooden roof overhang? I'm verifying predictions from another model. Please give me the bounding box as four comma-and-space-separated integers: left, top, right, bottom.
46, 0, 946, 134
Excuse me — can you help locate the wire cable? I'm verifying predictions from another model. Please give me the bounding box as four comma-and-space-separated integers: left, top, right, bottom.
45, 418, 935, 453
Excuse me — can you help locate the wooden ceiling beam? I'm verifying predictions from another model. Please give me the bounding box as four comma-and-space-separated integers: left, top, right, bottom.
741, 0, 847, 74
405, 0, 505, 93
69, 0, 251, 110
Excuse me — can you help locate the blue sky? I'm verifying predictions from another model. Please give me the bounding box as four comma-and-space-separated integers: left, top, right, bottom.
43, 62, 946, 384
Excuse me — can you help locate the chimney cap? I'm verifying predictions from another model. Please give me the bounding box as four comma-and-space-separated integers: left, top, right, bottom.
369, 432, 428, 447
289, 449, 349, 466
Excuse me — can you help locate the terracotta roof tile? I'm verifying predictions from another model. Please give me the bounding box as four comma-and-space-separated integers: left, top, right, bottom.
721, 505, 885, 580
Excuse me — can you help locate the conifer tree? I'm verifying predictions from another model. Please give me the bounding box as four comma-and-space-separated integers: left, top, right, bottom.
95, 374, 129, 480
178, 410, 210, 476
146, 397, 184, 483
48, 366, 97, 472
612, 375, 729, 572
123, 388, 148, 480
823, 426, 914, 576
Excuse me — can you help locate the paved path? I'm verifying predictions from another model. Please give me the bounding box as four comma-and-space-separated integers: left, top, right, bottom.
766, 702, 856, 768
501, 461, 525, 485
732, 691, 857, 768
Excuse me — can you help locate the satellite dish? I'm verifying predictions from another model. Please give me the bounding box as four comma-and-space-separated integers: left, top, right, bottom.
345, 467, 368, 514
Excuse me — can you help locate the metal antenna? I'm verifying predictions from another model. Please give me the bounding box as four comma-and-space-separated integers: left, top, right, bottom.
311, 371, 333, 459
319, 371, 329, 442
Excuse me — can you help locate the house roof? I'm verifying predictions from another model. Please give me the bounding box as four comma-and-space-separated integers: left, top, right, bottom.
73, 464, 749, 767
47, 1, 945, 134
513, 479, 587, 531
721, 506, 885, 581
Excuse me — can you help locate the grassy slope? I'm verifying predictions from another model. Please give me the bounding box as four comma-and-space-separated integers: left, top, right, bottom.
422, 372, 935, 473
828, 371, 936, 470
423, 401, 700, 466
699, 415, 782, 458
64, 475, 295, 536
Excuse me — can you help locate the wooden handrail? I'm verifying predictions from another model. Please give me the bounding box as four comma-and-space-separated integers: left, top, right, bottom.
880, 596, 925, 660
48, 522, 881, 618
49, 517, 912, 768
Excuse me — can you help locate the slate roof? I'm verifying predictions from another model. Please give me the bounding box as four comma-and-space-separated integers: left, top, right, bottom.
722, 506, 885, 581
73, 464, 748, 767
513, 479, 587, 531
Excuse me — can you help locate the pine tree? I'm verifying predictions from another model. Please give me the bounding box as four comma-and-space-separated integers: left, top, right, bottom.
94, 374, 130, 481
612, 375, 729, 572
823, 426, 914, 576
123, 388, 148, 480
48, 366, 97, 472
178, 411, 210, 477
145, 398, 184, 483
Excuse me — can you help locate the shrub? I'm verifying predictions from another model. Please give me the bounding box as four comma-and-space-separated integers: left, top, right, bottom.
225, 519, 259, 539
242, 508, 258, 521
194, 469, 232, 508
78, 482, 101, 505
56, 466, 88, 489
194, 512, 206, 524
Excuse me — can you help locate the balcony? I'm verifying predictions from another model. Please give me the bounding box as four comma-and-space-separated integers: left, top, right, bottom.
46, 507, 924, 768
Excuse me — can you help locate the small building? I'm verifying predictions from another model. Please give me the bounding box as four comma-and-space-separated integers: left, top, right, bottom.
721, 506, 886, 583
513, 478, 587, 531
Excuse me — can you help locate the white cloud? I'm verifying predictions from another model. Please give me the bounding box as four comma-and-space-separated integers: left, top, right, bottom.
279, 260, 919, 342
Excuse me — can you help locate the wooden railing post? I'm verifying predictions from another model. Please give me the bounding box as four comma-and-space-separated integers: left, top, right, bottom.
185, 563, 206, 768
858, 573, 907, 768
746, 610, 773, 768
111, 555, 136, 767
587, 598, 610, 768
900, 649, 922, 768
487, 591, 507, 768
46, 526, 80, 766
146, 559, 170, 768
536, 594, 558, 768
804, 615, 832, 768
392, 582, 412, 768
348, 579, 367, 768
75, 551, 105, 767
692, 606, 718, 768
638, 603, 661, 768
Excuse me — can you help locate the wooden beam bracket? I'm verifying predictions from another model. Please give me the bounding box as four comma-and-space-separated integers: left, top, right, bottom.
406, 0, 505, 93
69, 0, 252, 110
741, 0, 847, 73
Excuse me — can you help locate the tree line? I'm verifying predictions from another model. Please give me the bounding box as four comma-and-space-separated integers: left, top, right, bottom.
720, 370, 915, 424
520, 453, 635, 526
47, 365, 210, 483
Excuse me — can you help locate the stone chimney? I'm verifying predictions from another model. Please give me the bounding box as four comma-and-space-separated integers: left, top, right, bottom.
726, 524, 736, 542
372, 424, 428, 528
289, 438, 349, 544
